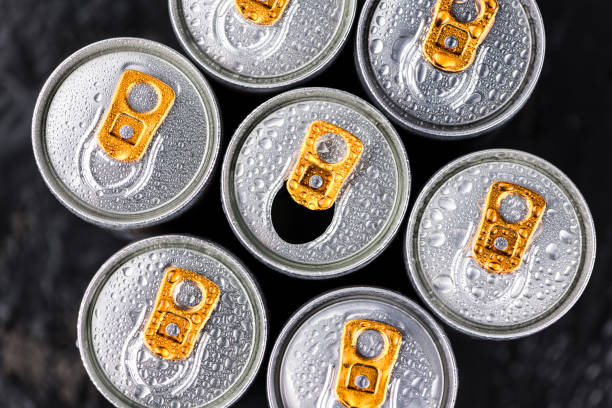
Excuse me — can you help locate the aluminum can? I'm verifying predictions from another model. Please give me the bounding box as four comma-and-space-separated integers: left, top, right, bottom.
221, 88, 411, 279
77, 235, 267, 408
169, 0, 357, 91
32, 38, 221, 230
405, 149, 596, 339
356, 0, 545, 139
267, 286, 458, 408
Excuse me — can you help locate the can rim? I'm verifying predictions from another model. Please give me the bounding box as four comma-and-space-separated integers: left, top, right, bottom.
266, 286, 459, 408
405, 149, 597, 339
31, 37, 221, 230
77, 234, 268, 408
168, 0, 357, 92
221, 87, 411, 279
355, 0, 546, 139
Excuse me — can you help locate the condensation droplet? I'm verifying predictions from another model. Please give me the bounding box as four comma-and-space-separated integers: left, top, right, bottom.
432, 274, 453, 292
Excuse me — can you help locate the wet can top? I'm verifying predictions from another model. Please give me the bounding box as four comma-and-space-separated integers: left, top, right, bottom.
267, 286, 458, 408
32, 38, 221, 230
169, 0, 356, 91
221, 88, 411, 279
405, 150, 596, 339
356, 0, 545, 139
77, 235, 267, 408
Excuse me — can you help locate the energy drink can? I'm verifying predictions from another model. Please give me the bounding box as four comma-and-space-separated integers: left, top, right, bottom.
168, 0, 357, 91
405, 149, 596, 339
356, 0, 545, 138
32, 38, 221, 230
221, 88, 411, 279
267, 286, 458, 408
77, 235, 267, 408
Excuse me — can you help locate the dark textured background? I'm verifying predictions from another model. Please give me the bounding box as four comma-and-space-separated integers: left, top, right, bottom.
1, 0, 611, 407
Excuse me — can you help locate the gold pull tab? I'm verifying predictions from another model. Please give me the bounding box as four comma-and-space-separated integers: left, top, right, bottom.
335, 320, 402, 408
423, 0, 499, 72
234, 0, 290, 25
97, 70, 175, 162
473, 181, 546, 274
286, 121, 363, 211
143, 266, 220, 361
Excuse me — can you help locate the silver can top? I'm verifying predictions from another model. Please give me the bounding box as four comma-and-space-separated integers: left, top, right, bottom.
169, 0, 356, 90
77, 235, 267, 408
267, 287, 458, 408
356, 0, 545, 138
406, 150, 596, 339
221, 88, 411, 278
32, 38, 221, 230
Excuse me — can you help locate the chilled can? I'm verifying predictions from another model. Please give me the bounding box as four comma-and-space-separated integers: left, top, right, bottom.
405, 149, 596, 339
267, 286, 458, 407
221, 87, 411, 279
356, 0, 545, 138
32, 38, 221, 230
77, 235, 267, 408
169, 0, 357, 91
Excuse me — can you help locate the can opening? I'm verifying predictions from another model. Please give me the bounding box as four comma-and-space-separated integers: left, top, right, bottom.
271, 186, 334, 244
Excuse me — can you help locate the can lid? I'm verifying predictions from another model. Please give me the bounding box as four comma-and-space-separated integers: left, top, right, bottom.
32, 38, 221, 229
221, 88, 411, 278
168, 0, 357, 90
77, 235, 267, 408
356, 0, 545, 138
406, 149, 596, 339
267, 286, 458, 408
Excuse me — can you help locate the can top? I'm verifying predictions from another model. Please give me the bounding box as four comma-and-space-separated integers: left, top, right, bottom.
267, 286, 458, 408
32, 38, 221, 229
406, 150, 596, 339
221, 88, 411, 278
356, 0, 545, 138
169, 0, 357, 90
77, 235, 267, 408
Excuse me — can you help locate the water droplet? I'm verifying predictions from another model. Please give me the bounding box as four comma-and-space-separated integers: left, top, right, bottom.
432, 274, 453, 292
259, 138, 272, 150
370, 39, 384, 54
466, 267, 480, 281
458, 180, 473, 194
94, 93, 102, 103
465, 92, 482, 104
439, 197, 457, 211
427, 232, 446, 247
559, 229, 574, 244
545, 243, 560, 260
471, 287, 485, 298
137, 276, 148, 286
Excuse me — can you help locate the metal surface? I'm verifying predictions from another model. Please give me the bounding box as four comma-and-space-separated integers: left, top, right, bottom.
267, 287, 458, 408
169, 0, 356, 91
221, 88, 411, 279
405, 149, 596, 339
472, 181, 546, 274
143, 266, 220, 361
97, 70, 176, 162
77, 235, 267, 408
32, 38, 221, 230
423, 0, 499, 72
335, 319, 402, 408
234, 0, 291, 25
286, 120, 364, 211
355, 0, 545, 138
